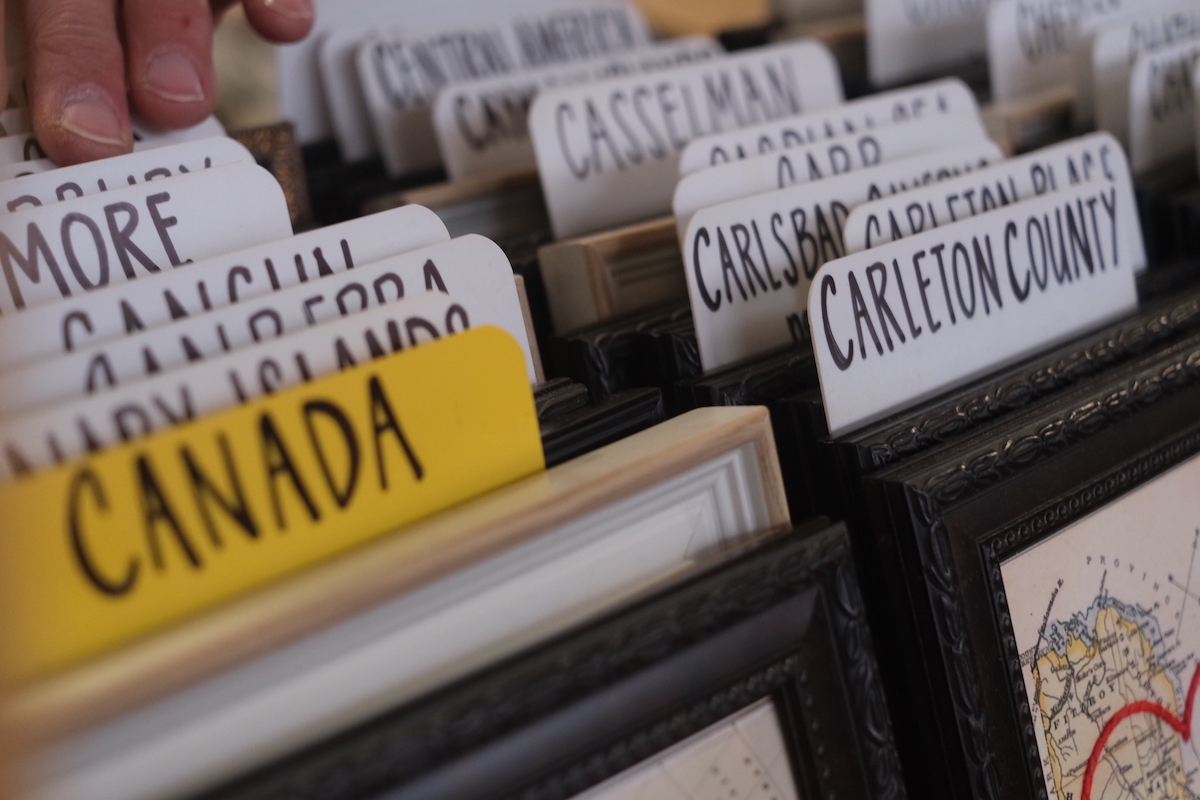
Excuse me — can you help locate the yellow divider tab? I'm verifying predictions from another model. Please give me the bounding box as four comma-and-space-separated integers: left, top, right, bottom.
0, 326, 544, 680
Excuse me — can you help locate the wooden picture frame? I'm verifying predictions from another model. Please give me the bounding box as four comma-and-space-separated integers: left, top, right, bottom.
199, 521, 907, 800
364, 167, 549, 251
855, 326, 1200, 800
15, 407, 790, 800
230, 121, 313, 230
539, 217, 684, 334
548, 301, 692, 402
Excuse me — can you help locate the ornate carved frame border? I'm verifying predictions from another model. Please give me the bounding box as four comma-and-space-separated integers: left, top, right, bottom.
197, 522, 906, 800
981, 426, 1200, 799
877, 329, 1200, 800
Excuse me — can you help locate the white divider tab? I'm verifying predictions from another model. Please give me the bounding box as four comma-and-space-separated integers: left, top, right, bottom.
287, 0, 613, 144
531, 40, 843, 240
843, 133, 1147, 274
684, 141, 1002, 372
0, 164, 291, 315
1095, 4, 1200, 146
811, 184, 1139, 437
132, 116, 226, 149
678, 78, 979, 175
1070, 0, 1190, 126
986, 0, 1145, 103
0, 235, 536, 419
0, 206, 449, 371
0, 138, 253, 212
673, 114, 988, 239
0, 291, 466, 481
434, 36, 721, 181
357, 4, 650, 176
316, 0, 648, 161
866, 0, 990, 87
1129, 38, 1200, 174
281, 0, 435, 145
0, 108, 30, 137
0, 116, 228, 167
0, 159, 53, 181
0, 132, 47, 165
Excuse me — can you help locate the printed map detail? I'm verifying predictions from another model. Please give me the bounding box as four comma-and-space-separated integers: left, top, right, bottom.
578, 699, 798, 800
1030, 591, 1190, 799
1003, 453, 1200, 800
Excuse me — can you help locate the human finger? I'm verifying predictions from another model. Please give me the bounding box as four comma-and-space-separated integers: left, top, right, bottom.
239, 0, 314, 44
123, 0, 218, 130
23, 0, 132, 164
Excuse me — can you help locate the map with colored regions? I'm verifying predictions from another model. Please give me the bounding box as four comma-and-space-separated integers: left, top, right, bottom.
1003, 453, 1200, 800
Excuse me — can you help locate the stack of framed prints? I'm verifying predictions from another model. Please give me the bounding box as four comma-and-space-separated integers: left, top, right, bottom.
18, 3, 1200, 799
196, 522, 906, 800
854, 325, 1200, 798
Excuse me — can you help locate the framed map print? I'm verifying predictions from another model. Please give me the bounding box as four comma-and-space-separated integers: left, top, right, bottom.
1003, 452, 1200, 800
190, 523, 907, 800
857, 326, 1200, 800
574, 699, 799, 800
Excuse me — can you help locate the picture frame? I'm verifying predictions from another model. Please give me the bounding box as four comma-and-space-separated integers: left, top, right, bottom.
230, 121, 314, 230
17, 407, 790, 800
538, 217, 684, 335
548, 301, 689, 402
856, 326, 1200, 799
198, 521, 907, 800
818, 282, 1200, 529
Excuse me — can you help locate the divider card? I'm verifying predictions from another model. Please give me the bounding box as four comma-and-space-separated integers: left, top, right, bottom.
0, 137, 254, 212
530, 41, 843, 240
0, 164, 292, 315
842, 133, 1146, 273
810, 184, 1140, 437
1083, 1, 1200, 134
355, 4, 651, 176
677, 78, 980, 176
1129, 37, 1200, 174
130, 116, 227, 149
0, 116, 228, 167
985, 0, 1145, 103
0, 290, 476, 480
294, 0, 586, 148
672, 114, 989, 239
865, 0, 991, 87
0, 107, 29, 136
0, 131, 46, 164
0, 326, 544, 679
0, 206, 449, 371
0, 235, 538, 419
0, 159, 53, 181
683, 141, 1001, 371
433, 36, 722, 181
317, 1, 649, 163
281, 0, 418, 145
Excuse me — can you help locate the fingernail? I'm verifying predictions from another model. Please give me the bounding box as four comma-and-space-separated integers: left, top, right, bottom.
60, 95, 127, 147
143, 49, 206, 103
264, 0, 314, 21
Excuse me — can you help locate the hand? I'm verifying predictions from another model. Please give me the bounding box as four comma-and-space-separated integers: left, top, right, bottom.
3, 0, 314, 166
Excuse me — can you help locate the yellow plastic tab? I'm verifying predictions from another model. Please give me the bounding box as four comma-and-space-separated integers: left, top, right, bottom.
0, 327, 544, 680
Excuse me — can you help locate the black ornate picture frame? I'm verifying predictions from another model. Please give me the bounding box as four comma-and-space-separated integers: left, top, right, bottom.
858, 325, 1200, 800
196, 521, 906, 800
